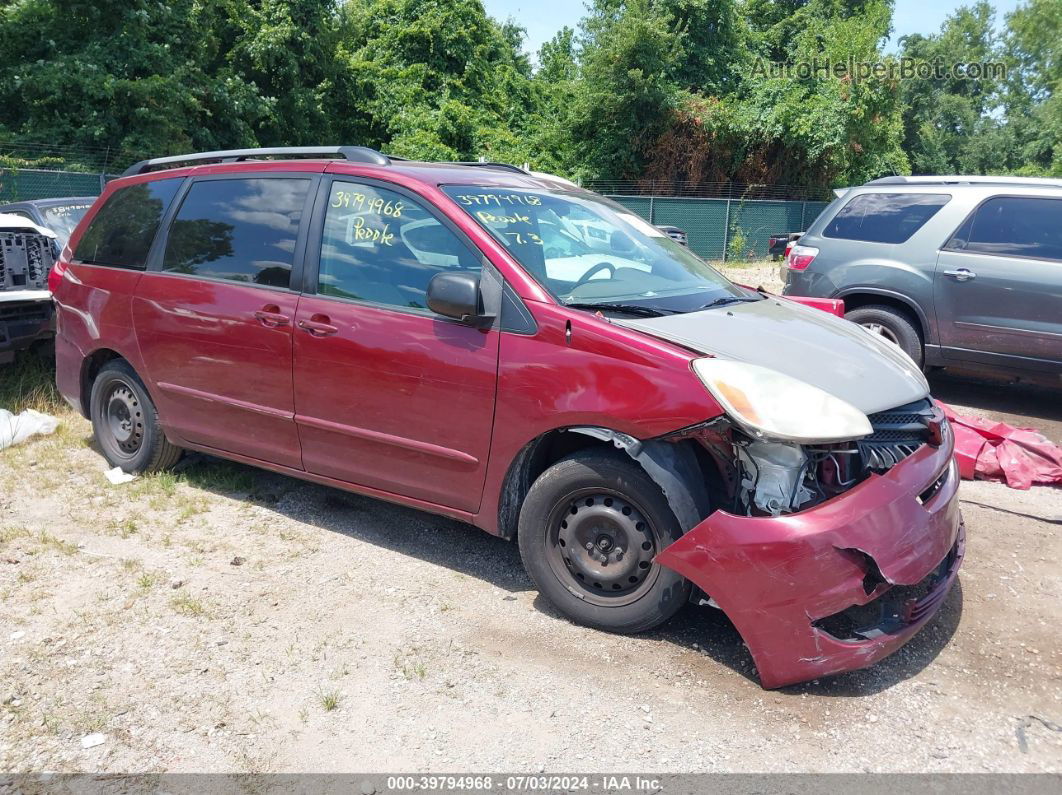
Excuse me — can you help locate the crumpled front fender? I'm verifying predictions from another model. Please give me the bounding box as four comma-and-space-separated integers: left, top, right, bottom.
656, 438, 963, 689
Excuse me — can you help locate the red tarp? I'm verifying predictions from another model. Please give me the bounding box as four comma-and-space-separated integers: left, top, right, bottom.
940, 402, 1062, 489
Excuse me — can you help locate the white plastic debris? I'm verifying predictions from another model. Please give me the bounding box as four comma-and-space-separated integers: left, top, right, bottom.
0, 408, 59, 450
104, 467, 138, 485
80, 733, 107, 749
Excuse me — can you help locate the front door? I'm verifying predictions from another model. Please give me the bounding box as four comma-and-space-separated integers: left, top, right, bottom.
133, 174, 315, 468
936, 195, 1062, 370
292, 178, 500, 512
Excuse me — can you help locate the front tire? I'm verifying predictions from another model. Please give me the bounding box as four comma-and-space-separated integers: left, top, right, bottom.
518, 450, 691, 634
845, 304, 924, 368
89, 360, 182, 474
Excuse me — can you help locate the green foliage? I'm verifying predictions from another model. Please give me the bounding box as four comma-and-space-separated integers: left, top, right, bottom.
0, 0, 1055, 187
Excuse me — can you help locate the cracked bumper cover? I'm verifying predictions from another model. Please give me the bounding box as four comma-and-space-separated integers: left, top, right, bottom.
656, 436, 963, 689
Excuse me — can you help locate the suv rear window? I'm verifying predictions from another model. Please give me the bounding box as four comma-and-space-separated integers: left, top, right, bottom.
162, 177, 311, 289
823, 193, 950, 244
945, 196, 1062, 261
73, 179, 182, 268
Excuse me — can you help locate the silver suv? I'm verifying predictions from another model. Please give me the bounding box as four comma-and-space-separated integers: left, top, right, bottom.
782, 175, 1062, 385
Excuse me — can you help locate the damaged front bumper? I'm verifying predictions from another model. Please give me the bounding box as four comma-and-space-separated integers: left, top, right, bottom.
656, 436, 963, 689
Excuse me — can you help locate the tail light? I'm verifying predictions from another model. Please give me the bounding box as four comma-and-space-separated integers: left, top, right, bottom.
48, 259, 68, 293
786, 244, 819, 271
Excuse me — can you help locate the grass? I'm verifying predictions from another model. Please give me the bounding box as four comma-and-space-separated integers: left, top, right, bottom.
0, 352, 67, 415
107, 518, 140, 538
181, 460, 258, 494
36, 531, 78, 555
170, 593, 207, 617
393, 651, 428, 681
316, 687, 341, 712
136, 572, 159, 591
0, 524, 30, 547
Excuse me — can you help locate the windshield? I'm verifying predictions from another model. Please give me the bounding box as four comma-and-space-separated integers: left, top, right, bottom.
441, 186, 748, 312
41, 202, 93, 247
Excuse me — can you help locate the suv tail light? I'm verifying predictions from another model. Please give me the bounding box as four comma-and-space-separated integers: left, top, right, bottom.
48, 259, 68, 293
786, 244, 819, 271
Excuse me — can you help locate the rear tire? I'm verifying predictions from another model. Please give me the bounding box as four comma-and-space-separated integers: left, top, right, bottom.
518, 450, 691, 634
845, 304, 923, 368
90, 360, 181, 474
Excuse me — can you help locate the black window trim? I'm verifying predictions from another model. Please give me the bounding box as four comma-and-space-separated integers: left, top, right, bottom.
146, 172, 321, 293
71, 177, 186, 271
303, 174, 520, 329
822, 190, 953, 245
940, 193, 1062, 265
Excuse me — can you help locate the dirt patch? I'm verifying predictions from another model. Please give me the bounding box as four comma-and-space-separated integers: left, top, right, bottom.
1, 366, 1061, 773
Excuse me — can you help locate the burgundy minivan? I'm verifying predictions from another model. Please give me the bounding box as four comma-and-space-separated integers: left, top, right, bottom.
51, 147, 963, 688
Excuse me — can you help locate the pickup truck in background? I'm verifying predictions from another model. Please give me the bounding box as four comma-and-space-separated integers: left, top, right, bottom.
769, 231, 803, 260
0, 212, 59, 364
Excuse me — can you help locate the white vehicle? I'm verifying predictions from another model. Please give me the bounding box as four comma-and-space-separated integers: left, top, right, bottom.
0, 212, 57, 364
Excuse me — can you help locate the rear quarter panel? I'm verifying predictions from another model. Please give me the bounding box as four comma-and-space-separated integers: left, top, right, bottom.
51, 187, 149, 411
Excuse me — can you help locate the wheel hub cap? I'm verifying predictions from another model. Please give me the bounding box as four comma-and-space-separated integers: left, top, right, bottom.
555, 494, 656, 596
862, 322, 899, 345
106, 385, 144, 454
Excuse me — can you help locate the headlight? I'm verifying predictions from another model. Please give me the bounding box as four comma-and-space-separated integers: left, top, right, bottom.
692, 358, 873, 443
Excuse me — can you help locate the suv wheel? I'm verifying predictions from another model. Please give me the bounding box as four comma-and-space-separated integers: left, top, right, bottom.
518, 450, 691, 634
845, 304, 923, 368
90, 360, 182, 474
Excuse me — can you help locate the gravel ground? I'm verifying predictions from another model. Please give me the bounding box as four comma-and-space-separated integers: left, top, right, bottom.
1, 340, 1061, 774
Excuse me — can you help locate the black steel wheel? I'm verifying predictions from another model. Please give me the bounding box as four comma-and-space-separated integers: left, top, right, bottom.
546, 491, 662, 607
90, 359, 182, 474
519, 449, 691, 633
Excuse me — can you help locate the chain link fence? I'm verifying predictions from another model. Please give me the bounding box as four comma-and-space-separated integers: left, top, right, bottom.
607, 195, 832, 261
0, 168, 106, 203
0, 168, 830, 262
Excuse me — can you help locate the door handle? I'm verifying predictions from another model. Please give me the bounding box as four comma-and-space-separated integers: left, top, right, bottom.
298, 314, 338, 337
254, 305, 290, 327
943, 268, 976, 282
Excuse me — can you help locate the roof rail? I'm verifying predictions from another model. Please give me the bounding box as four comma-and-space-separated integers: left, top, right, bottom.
866, 174, 1062, 188
122, 146, 390, 177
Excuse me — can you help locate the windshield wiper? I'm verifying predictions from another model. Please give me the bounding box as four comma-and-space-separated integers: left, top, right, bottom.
698, 295, 762, 310
564, 301, 676, 318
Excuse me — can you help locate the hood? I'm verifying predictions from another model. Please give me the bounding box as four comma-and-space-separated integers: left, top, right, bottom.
0, 212, 57, 238
616, 297, 929, 415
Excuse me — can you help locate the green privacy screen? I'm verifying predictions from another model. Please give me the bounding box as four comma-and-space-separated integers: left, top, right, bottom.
0, 169, 104, 203
608, 195, 830, 260
0, 171, 829, 261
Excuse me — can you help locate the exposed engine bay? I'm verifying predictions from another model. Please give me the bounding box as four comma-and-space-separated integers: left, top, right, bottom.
733, 398, 944, 516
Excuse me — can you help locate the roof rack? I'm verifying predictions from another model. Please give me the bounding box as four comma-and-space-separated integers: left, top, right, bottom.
867, 175, 1062, 188
122, 146, 391, 177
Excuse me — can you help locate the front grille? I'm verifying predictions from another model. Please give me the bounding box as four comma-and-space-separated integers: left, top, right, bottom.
858, 398, 935, 472
0, 231, 53, 290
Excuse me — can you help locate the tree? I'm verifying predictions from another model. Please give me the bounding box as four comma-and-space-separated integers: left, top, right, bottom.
898, 2, 1007, 175
1003, 0, 1062, 174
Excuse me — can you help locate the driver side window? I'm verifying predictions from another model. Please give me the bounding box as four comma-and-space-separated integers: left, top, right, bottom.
318, 182, 481, 309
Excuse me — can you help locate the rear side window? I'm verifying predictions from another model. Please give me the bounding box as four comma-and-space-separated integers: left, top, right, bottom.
945, 196, 1062, 261
163, 177, 311, 289
73, 179, 181, 268
823, 193, 950, 244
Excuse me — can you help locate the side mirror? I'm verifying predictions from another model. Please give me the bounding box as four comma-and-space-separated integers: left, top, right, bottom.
427, 272, 486, 324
